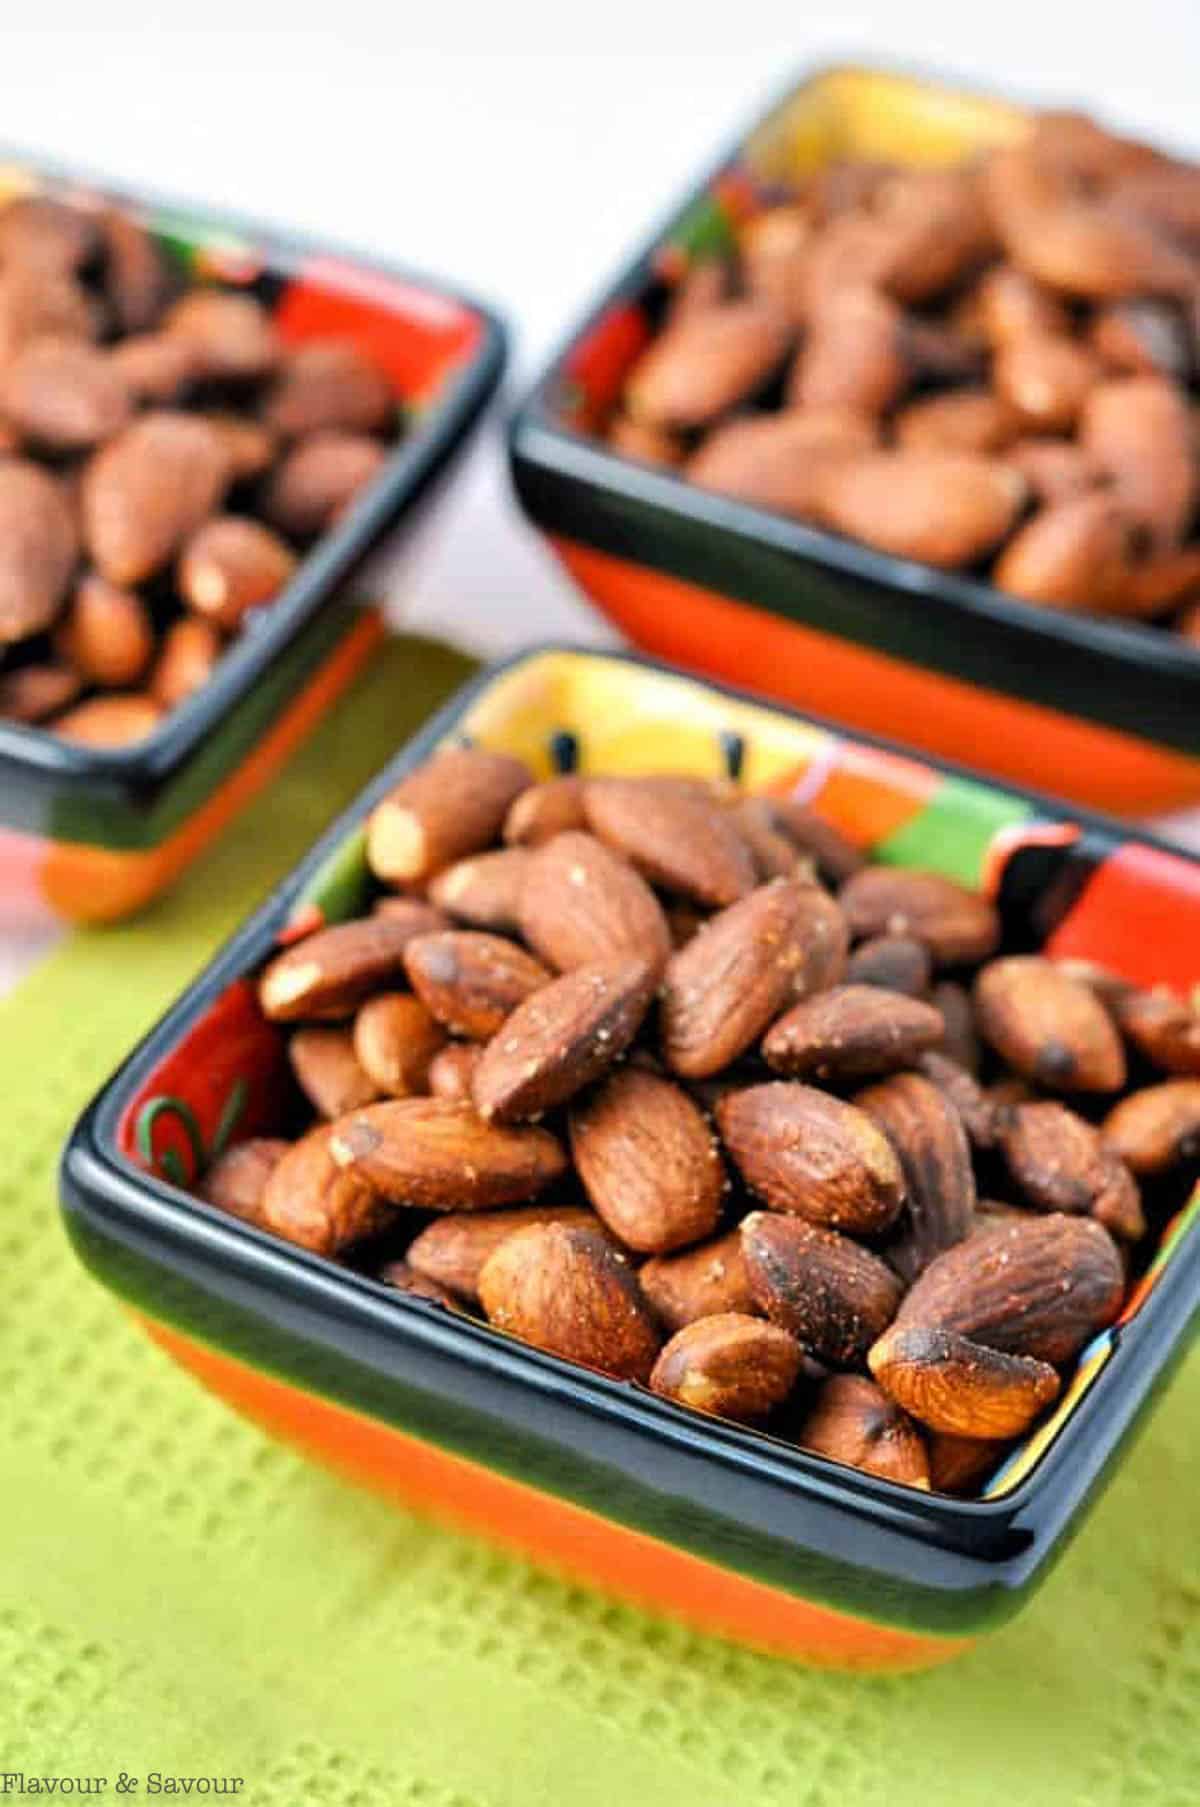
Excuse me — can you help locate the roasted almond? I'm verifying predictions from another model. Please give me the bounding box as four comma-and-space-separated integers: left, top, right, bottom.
625, 299, 791, 430
742, 1210, 903, 1367
838, 867, 1000, 965
762, 797, 864, 884
583, 775, 757, 909
377, 1261, 459, 1308
1089, 299, 1193, 382
1005, 438, 1104, 505
650, 1313, 803, 1422
517, 830, 671, 973
763, 984, 944, 1081
894, 389, 1017, 454
1112, 986, 1200, 1075
369, 895, 450, 939
932, 980, 982, 1073
428, 847, 532, 935
0, 460, 79, 642
471, 955, 658, 1123
992, 493, 1133, 611
845, 934, 932, 996
200, 412, 278, 482
328, 1098, 567, 1209
503, 774, 589, 846
177, 515, 297, 630
1080, 376, 1197, 549
0, 336, 131, 449
869, 1324, 1060, 1438
259, 916, 431, 1021
796, 1374, 930, 1489
926, 1432, 1001, 1495
788, 286, 908, 416
404, 930, 550, 1040
150, 617, 221, 709
569, 1066, 724, 1254
261, 429, 387, 537
352, 992, 447, 1096
638, 1228, 759, 1332
0, 195, 98, 272
717, 1083, 905, 1234
82, 411, 230, 585
406, 1203, 606, 1302
108, 331, 198, 402
687, 408, 876, 520
478, 1222, 661, 1381
814, 451, 1027, 570
856, 1072, 976, 1282
54, 575, 154, 689
960, 265, 1070, 347
992, 332, 1099, 433
727, 796, 815, 881
288, 1024, 380, 1118
426, 1041, 483, 1101
0, 661, 81, 723
164, 289, 280, 382
260, 1123, 393, 1255
366, 746, 531, 886
262, 339, 394, 439
975, 956, 1126, 1092
199, 1137, 291, 1226
917, 1050, 1003, 1150
1003, 1100, 1144, 1238
54, 692, 161, 745
1104, 1080, 1200, 1175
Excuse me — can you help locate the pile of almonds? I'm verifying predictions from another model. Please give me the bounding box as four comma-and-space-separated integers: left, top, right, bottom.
192, 744, 1200, 1497
0, 191, 398, 744
609, 110, 1200, 632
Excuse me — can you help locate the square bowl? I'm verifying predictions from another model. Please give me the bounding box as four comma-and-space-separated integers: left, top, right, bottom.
60, 646, 1200, 1671
0, 149, 505, 925
509, 63, 1200, 816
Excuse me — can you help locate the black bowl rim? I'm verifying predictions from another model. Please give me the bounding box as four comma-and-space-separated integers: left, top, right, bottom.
0, 141, 508, 791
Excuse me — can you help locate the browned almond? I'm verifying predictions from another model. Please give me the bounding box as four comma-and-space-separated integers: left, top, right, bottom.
763, 984, 944, 1082
687, 408, 876, 519
366, 746, 531, 886
0, 661, 81, 724
328, 1098, 567, 1209
0, 460, 79, 642
0, 265, 95, 364
1113, 986, 1200, 1075
1003, 1100, 1144, 1239
932, 980, 981, 1073
926, 1432, 1001, 1495
428, 847, 532, 935
407, 1203, 605, 1301
101, 211, 176, 334
895, 1213, 1125, 1364
650, 1313, 803, 1422
199, 1136, 291, 1225
1080, 376, 1197, 550
199, 411, 278, 483
1104, 1080, 1200, 1175
638, 1229, 759, 1332
839, 867, 1000, 966
917, 1050, 1002, 1150
583, 775, 756, 909
150, 617, 221, 709
739, 206, 811, 319
426, 1041, 483, 1101
164, 289, 280, 381
992, 494, 1133, 611
369, 895, 450, 939
975, 956, 1127, 1092
54, 692, 161, 745
869, 1324, 1059, 1439
262, 339, 394, 438
404, 930, 550, 1040
472, 955, 658, 1124
177, 515, 297, 630
82, 411, 230, 585
478, 1222, 661, 1381
894, 390, 1017, 455
288, 1025, 379, 1118
55, 575, 154, 688
992, 333, 1100, 434
717, 1083, 905, 1234
352, 992, 447, 1096
624, 299, 790, 430
796, 1374, 930, 1488
960, 266, 1069, 348
845, 934, 932, 996
870, 166, 996, 303
0, 195, 98, 271
901, 318, 986, 389
661, 878, 849, 1079
503, 774, 589, 846
607, 413, 684, 467
261, 429, 387, 538
727, 796, 813, 881
259, 915, 430, 1021
1005, 438, 1104, 505
813, 451, 1027, 570
1118, 547, 1200, 621
569, 1067, 724, 1254
518, 830, 671, 974
788, 286, 908, 417
760, 797, 865, 883
260, 1122, 393, 1254
741, 1211, 902, 1367
1089, 300, 1193, 381
376, 1261, 459, 1308
856, 1072, 976, 1282
0, 337, 131, 450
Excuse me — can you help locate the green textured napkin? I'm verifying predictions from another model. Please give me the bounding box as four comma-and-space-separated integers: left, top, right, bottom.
1, 632, 1199, 1806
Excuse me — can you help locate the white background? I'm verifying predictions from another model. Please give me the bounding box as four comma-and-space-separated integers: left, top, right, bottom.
1, 1, 1198, 984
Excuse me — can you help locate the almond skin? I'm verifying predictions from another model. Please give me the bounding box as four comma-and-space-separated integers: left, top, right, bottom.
1112, 987, 1200, 1076
894, 389, 1017, 455
763, 984, 944, 1081
661, 878, 849, 1079
403, 931, 550, 1041
855, 1072, 977, 1283
926, 1432, 1001, 1495
82, 411, 229, 585
352, 992, 447, 1096
259, 916, 429, 1021
428, 847, 532, 936
741, 1211, 903, 1367
406, 1203, 606, 1302
261, 430, 387, 537
0, 661, 81, 723
260, 1123, 393, 1255
625, 299, 791, 430
53, 692, 162, 745
0, 336, 131, 449
150, 617, 221, 709
109, 332, 199, 402
845, 934, 932, 996
177, 515, 297, 630
288, 1024, 380, 1118
796, 1374, 930, 1488
687, 408, 876, 519
472, 955, 658, 1124
717, 1083, 905, 1234
503, 775, 589, 846
638, 1229, 760, 1332
650, 1313, 804, 1422
869, 1324, 1060, 1438
1080, 376, 1198, 550
366, 746, 531, 886
838, 867, 1000, 965
975, 956, 1127, 1092
814, 450, 1027, 570
164, 289, 280, 382
992, 333, 1099, 433
894, 1213, 1125, 1365
55, 575, 154, 688
1104, 1080, 1200, 1175
377, 1261, 459, 1308
788, 286, 908, 416
478, 1223, 661, 1382
1002, 1101, 1144, 1238
262, 339, 394, 439
992, 493, 1133, 611
369, 896, 450, 940
762, 798, 864, 884
583, 776, 757, 909
199, 1137, 291, 1226
0, 460, 79, 642
328, 1098, 567, 1210
917, 1050, 1003, 1150
427, 1041, 483, 1101
727, 796, 815, 881
517, 830, 671, 974
569, 1067, 725, 1255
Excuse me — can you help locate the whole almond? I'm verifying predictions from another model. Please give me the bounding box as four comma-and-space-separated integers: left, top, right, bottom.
328, 1097, 567, 1209
199, 412, 278, 482
625, 299, 790, 430
895, 1213, 1125, 1365
108, 332, 198, 403
407, 1203, 605, 1301
650, 1314, 803, 1422
55, 575, 154, 688
926, 1432, 1000, 1495
727, 796, 814, 881
869, 1324, 1060, 1439
429, 847, 532, 935
261, 429, 387, 537
1080, 376, 1197, 549
1104, 1080, 1200, 1175
763, 984, 944, 1082
687, 408, 876, 519
788, 286, 908, 417
839, 867, 1000, 965
82, 411, 230, 585
932, 980, 982, 1072
0, 337, 131, 449
366, 746, 531, 886
101, 211, 176, 334
0, 661, 81, 724
796, 1374, 930, 1488
638, 1229, 759, 1332
1003, 1101, 1144, 1238
717, 1083, 905, 1234
661, 878, 849, 1078
503, 774, 589, 846
370, 896, 450, 939
761, 797, 864, 884
177, 515, 297, 630
856, 1072, 976, 1282
518, 830, 671, 973
352, 992, 447, 1096
0, 265, 95, 364
426, 1041, 483, 1101
199, 1137, 291, 1226
259, 916, 432, 1021
377, 1261, 459, 1308
992, 333, 1099, 433
814, 451, 1027, 570
54, 692, 162, 745
1089, 299, 1192, 382
260, 1123, 393, 1254
1112, 987, 1200, 1075
0, 460, 79, 642
975, 956, 1126, 1092
0, 195, 98, 271
472, 955, 658, 1123
288, 1025, 380, 1118
968, 264, 1070, 347
164, 289, 280, 382
478, 1222, 661, 1381
150, 617, 221, 709
845, 934, 932, 995
404, 930, 551, 1040
992, 493, 1133, 611
917, 1050, 1003, 1150
583, 775, 756, 909
895, 390, 1017, 455
569, 1066, 724, 1254
741, 1211, 903, 1367
263, 339, 394, 438
1005, 438, 1104, 505
1119, 547, 1200, 621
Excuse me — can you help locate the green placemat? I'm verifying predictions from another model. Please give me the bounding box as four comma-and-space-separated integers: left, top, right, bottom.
1, 632, 1199, 1805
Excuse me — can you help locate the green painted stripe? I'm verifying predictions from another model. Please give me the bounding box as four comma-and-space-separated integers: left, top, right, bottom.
294, 825, 373, 927
872, 778, 1031, 888
668, 195, 737, 263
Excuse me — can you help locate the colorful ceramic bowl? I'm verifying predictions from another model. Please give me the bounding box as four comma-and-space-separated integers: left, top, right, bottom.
509, 65, 1200, 816
0, 151, 505, 925
61, 647, 1200, 1671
